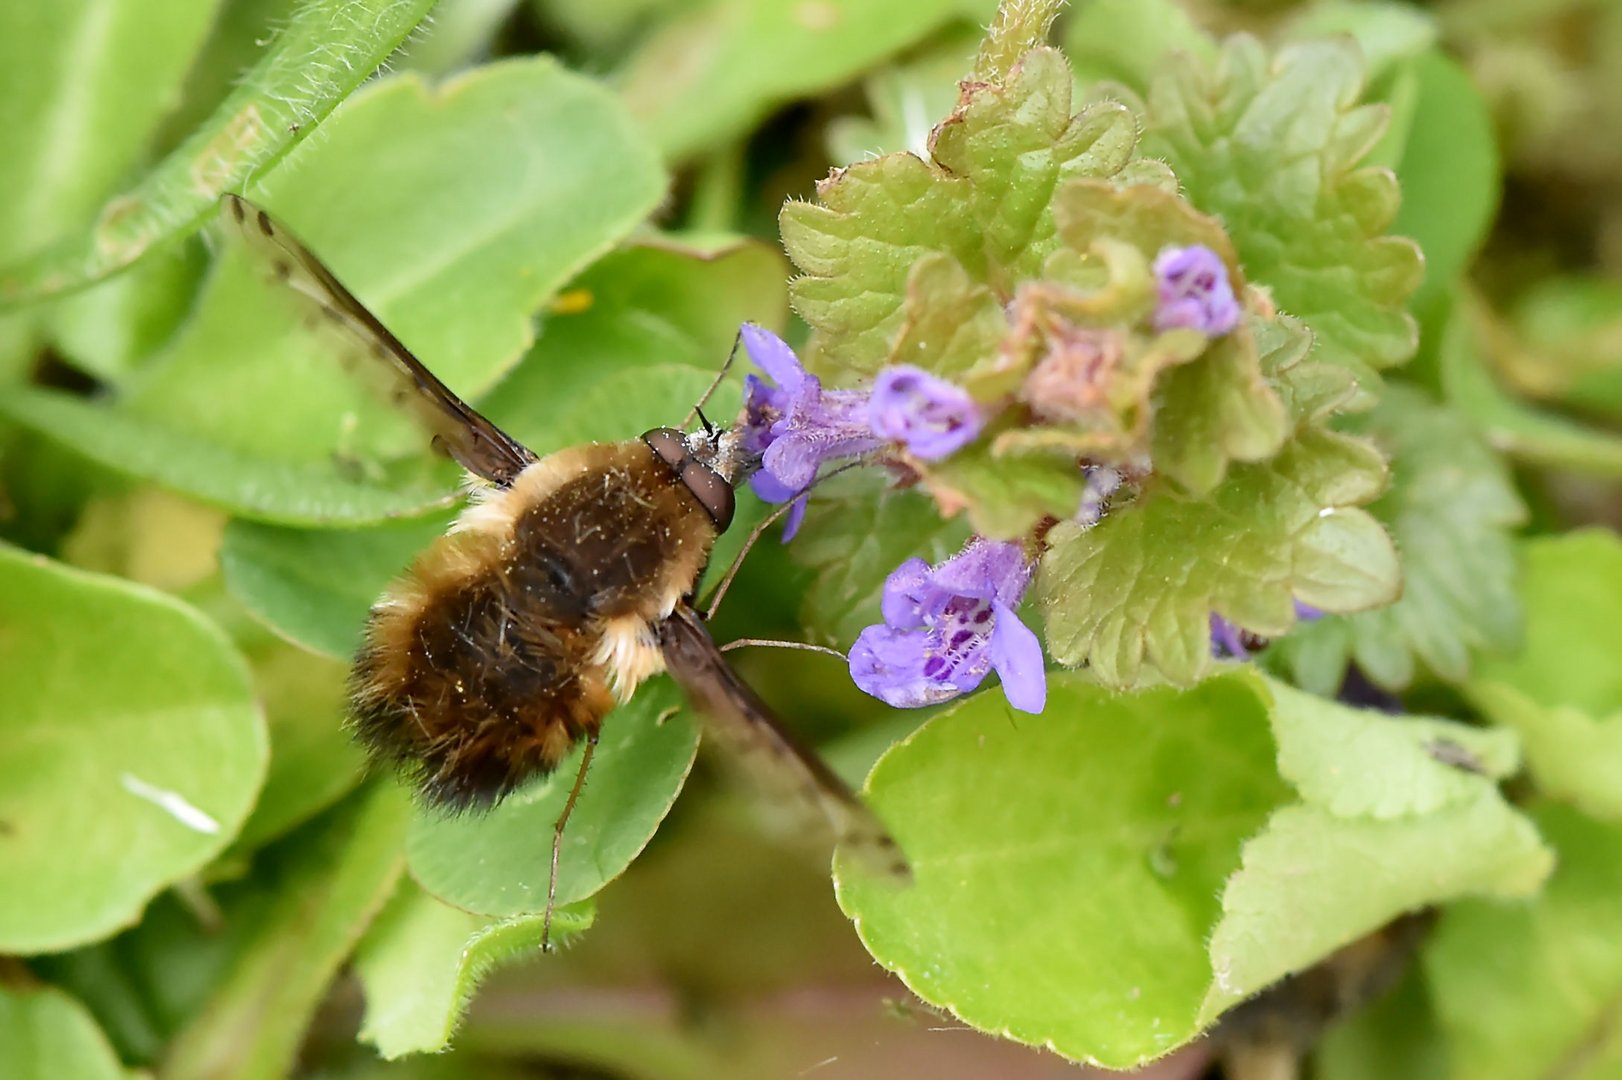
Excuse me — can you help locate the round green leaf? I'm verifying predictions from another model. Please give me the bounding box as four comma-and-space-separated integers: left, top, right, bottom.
355, 882, 594, 1059
835, 672, 1293, 1068
0, 545, 265, 953
0, 985, 132, 1080
407, 679, 700, 917
129, 56, 667, 469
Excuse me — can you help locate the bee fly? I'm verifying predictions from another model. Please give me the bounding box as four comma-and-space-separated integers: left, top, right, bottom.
220, 195, 906, 941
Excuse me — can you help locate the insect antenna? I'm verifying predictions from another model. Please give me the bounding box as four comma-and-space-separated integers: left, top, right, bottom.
681, 327, 743, 431
695, 406, 716, 439
542, 732, 598, 953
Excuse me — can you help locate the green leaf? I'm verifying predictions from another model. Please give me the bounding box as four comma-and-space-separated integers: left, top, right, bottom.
1388, 51, 1499, 312
1202, 791, 1549, 1024
480, 237, 786, 448
1041, 424, 1398, 688
221, 513, 452, 660
783, 48, 1140, 379
1266, 678, 1521, 819
1425, 803, 1622, 1080
793, 473, 972, 646
127, 57, 667, 467
826, 26, 985, 164
232, 641, 367, 851
971, 0, 1063, 84
407, 679, 700, 917
163, 782, 411, 1080
1275, 387, 1525, 693
354, 881, 594, 1059
1284, 2, 1438, 84
0, 385, 459, 525
1466, 531, 1622, 822
1442, 294, 1622, 477
0, 1, 218, 266
0, 545, 264, 954
0, 986, 133, 1080
1201, 676, 1551, 1022
0, 0, 436, 305
1142, 37, 1423, 384
1062, 0, 1216, 93
615, 0, 984, 162
835, 672, 1294, 1068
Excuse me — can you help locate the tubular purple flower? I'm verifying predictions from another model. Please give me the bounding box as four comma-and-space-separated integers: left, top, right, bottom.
1152, 244, 1240, 336
739, 324, 880, 539
849, 538, 1046, 713
869, 365, 984, 460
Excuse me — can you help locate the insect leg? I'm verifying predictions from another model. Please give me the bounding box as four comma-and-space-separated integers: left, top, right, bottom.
701, 459, 867, 620
542, 732, 598, 953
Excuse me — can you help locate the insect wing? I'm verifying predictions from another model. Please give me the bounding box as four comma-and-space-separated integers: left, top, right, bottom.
656, 604, 909, 878
219, 193, 537, 487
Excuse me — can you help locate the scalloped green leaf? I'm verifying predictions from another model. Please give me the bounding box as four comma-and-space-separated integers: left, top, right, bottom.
615, 0, 982, 162
0, 986, 133, 1080
1040, 423, 1398, 689
1275, 387, 1525, 693
127, 57, 667, 467
835, 671, 1294, 1068
1201, 790, 1550, 1023
1425, 804, 1622, 1080
1466, 531, 1622, 822
1141, 37, 1423, 385
0, 0, 436, 305
0, 545, 265, 954
783, 47, 1140, 379
354, 882, 594, 1059
163, 782, 410, 1080
407, 679, 699, 918
1199, 676, 1550, 1022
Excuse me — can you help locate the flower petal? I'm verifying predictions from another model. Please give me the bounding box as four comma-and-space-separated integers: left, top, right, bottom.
881, 557, 940, 628
930, 538, 1030, 605
869, 365, 984, 461
740, 323, 805, 391
988, 600, 1047, 713
849, 625, 961, 708
1152, 244, 1240, 336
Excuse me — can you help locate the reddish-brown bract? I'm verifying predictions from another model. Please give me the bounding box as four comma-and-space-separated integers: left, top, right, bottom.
350, 440, 718, 810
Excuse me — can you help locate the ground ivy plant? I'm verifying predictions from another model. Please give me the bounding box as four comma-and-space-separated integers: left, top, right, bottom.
2, 0, 1618, 1077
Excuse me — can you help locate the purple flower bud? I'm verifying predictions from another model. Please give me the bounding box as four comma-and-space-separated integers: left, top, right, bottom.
1153, 244, 1240, 336
739, 324, 882, 539
1210, 601, 1324, 659
869, 365, 983, 461
849, 538, 1046, 713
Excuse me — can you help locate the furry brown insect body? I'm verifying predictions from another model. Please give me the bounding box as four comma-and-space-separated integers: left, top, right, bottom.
351, 434, 731, 810
221, 193, 904, 902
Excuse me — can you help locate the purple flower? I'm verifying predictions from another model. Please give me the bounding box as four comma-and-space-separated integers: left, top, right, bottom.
1153, 245, 1240, 336
740, 324, 880, 539
849, 538, 1046, 713
1211, 601, 1324, 659
869, 365, 983, 460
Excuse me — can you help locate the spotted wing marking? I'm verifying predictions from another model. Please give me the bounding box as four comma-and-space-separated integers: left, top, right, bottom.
218, 193, 537, 487
657, 603, 910, 879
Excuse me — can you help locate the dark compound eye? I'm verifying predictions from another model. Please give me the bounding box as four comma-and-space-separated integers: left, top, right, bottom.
641, 428, 735, 531
680, 460, 735, 532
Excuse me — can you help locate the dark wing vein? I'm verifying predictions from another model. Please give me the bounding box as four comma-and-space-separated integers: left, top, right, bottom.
657, 603, 909, 879
218, 193, 537, 487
